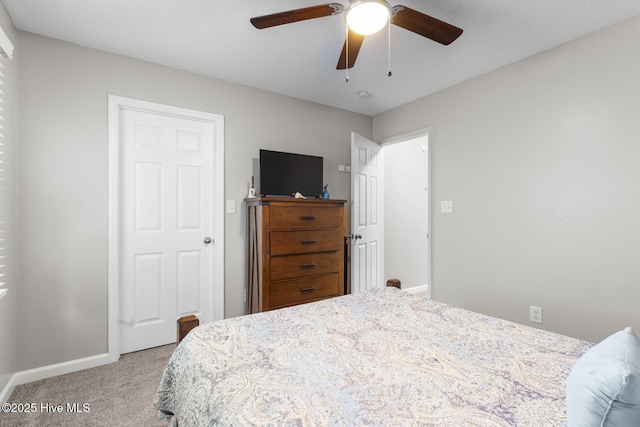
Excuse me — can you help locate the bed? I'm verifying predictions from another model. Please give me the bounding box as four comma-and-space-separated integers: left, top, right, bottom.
154, 287, 594, 426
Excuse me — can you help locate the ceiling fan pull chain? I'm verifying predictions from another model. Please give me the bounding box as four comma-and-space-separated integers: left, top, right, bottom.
345, 20, 350, 82
387, 15, 392, 77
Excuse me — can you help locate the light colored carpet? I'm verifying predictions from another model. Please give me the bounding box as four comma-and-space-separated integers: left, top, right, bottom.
1, 344, 175, 427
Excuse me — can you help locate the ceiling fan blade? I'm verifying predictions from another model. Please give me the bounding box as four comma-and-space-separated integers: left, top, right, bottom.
250, 4, 343, 29
336, 30, 365, 70
392, 6, 463, 45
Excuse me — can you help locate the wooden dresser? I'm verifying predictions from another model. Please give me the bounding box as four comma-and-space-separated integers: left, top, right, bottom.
246, 197, 346, 313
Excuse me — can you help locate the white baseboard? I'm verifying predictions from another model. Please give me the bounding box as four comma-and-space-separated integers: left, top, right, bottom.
0, 376, 16, 404
403, 284, 429, 296
0, 353, 110, 403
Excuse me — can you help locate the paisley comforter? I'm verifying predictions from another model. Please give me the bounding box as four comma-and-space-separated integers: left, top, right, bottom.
154, 287, 591, 426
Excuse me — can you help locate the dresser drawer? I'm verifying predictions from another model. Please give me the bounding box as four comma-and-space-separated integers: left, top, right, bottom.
270, 252, 341, 281
269, 274, 340, 307
270, 205, 340, 230
270, 229, 342, 255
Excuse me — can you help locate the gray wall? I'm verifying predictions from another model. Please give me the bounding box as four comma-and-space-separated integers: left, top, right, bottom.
373, 16, 640, 344
16, 32, 371, 370
0, 3, 16, 393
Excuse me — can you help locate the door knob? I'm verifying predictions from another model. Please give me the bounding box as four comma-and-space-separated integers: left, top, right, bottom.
203, 237, 212, 245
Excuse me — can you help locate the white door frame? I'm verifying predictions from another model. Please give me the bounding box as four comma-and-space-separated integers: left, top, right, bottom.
107, 95, 225, 362
381, 128, 432, 298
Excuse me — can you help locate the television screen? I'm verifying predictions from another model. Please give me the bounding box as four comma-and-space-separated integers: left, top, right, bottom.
260, 149, 323, 197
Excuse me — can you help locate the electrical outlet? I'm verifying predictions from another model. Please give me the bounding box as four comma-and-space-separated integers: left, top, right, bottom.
530, 306, 543, 324
441, 200, 453, 214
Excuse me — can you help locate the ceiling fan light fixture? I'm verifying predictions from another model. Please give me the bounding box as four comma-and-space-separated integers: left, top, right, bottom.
346, 1, 391, 35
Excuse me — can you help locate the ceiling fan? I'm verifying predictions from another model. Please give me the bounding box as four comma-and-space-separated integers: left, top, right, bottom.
250, 0, 463, 71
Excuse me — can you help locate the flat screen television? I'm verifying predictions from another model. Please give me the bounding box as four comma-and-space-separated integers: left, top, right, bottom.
259, 149, 323, 197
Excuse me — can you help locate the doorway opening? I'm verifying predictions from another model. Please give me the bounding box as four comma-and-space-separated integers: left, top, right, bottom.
382, 130, 431, 296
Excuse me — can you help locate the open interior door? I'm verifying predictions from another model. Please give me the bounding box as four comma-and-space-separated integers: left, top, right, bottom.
350, 133, 384, 294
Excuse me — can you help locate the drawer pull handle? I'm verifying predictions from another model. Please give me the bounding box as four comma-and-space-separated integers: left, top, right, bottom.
300, 240, 317, 245
300, 216, 316, 220
299, 287, 316, 293
300, 263, 316, 269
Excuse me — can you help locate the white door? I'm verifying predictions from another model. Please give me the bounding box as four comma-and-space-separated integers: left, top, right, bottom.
350, 133, 384, 293
119, 108, 215, 353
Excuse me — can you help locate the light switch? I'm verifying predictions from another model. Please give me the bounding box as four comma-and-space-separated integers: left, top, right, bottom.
441, 200, 453, 214
226, 200, 236, 214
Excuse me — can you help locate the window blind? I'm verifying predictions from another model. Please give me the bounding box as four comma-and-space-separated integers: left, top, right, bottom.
0, 26, 12, 300
0, 55, 6, 299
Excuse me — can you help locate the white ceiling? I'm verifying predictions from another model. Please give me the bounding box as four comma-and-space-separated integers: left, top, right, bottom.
2, 0, 639, 116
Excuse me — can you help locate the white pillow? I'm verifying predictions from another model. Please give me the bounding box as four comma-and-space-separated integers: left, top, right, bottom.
566, 327, 640, 426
